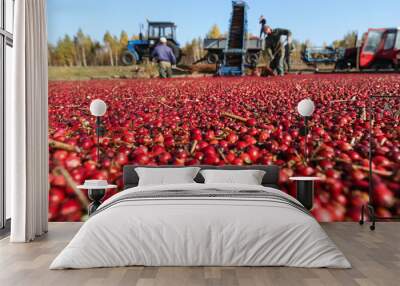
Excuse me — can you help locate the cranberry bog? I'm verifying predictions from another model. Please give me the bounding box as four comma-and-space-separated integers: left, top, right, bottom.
48, 74, 400, 222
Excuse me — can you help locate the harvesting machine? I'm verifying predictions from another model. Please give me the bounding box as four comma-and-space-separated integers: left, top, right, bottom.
303, 28, 400, 71
122, 21, 182, 65
202, 1, 262, 76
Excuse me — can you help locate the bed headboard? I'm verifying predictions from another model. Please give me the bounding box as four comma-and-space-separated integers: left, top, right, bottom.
123, 165, 280, 190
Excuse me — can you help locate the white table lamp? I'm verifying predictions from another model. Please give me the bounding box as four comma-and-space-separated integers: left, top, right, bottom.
89, 99, 107, 163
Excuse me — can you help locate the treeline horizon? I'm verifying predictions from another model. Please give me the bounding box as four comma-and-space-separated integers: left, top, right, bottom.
48, 25, 358, 67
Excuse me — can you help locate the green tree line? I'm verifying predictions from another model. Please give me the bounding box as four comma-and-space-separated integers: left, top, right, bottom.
48, 27, 218, 67
48, 26, 358, 67
48, 29, 134, 66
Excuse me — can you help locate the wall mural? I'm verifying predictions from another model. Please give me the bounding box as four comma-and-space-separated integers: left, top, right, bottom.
47, 1, 400, 222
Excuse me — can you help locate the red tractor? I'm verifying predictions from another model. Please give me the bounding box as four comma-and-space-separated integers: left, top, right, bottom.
336, 28, 400, 70
304, 28, 400, 71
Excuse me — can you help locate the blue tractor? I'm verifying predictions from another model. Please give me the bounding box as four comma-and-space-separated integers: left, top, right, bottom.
121, 21, 182, 65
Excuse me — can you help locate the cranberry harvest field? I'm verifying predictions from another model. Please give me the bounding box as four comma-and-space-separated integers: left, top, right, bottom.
48, 74, 400, 222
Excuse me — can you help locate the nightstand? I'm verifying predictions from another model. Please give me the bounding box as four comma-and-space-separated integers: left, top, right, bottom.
289, 177, 322, 210
77, 183, 117, 215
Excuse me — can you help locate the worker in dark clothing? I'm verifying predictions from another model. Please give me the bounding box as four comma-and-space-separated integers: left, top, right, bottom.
285, 41, 291, 71
264, 26, 292, 76
259, 15, 267, 38
151, 37, 176, 78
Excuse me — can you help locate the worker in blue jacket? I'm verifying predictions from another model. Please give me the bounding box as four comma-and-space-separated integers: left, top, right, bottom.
151, 37, 176, 78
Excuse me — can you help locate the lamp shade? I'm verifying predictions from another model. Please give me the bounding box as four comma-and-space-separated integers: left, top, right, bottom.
90, 99, 107, 117
297, 99, 315, 117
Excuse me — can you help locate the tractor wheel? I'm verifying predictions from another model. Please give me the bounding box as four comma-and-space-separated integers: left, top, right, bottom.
370, 63, 379, 71
207, 53, 220, 64
334, 60, 347, 70
377, 61, 394, 70
121, 51, 137, 66
370, 60, 393, 71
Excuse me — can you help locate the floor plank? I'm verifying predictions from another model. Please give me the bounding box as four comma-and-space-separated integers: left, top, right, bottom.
0, 222, 398, 286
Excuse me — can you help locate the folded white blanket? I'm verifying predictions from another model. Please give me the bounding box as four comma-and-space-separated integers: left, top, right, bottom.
50, 183, 351, 269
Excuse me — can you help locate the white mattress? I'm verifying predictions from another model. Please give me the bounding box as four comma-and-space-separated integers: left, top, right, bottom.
50, 183, 351, 269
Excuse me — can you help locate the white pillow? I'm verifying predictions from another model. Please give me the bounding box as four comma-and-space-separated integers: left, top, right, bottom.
200, 169, 266, 185
136, 167, 200, 186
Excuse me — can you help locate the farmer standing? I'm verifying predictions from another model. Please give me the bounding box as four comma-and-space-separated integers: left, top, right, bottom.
259, 15, 267, 38
151, 37, 176, 78
264, 26, 292, 76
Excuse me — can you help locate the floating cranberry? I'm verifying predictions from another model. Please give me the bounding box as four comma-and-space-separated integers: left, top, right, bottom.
61, 200, 81, 217
236, 141, 248, 150
373, 155, 391, 167
226, 132, 239, 144
64, 154, 81, 170
373, 183, 394, 207
296, 165, 314, 176
115, 152, 128, 166
49, 187, 66, 205
83, 160, 97, 173
258, 131, 270, 142
204, 130, 215, 141
351, 169, 365, 181
52, 174, 66, 187
164, 136, 175, 148
48, 202, 59, 221
225, 152, 236, 164
246, 118, 257, 127
53, 150, 69, 162
247, 146, 260, 162
232, 158, 244, 165
158, 152, 172, 164
134, 154, 150, 165
218, 140, 229, 150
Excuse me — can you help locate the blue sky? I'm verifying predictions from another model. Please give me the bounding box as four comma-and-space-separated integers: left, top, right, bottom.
47, 0, 399, 46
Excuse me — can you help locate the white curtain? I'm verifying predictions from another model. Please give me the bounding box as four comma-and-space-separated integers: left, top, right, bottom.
7, 0, 49, 242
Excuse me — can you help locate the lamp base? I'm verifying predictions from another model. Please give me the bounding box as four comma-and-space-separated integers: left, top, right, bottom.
296, 180, 314, 210
299, 126, 309, 137
87, 189, 106, 216
95, 117, 106, 137
359, 203, 400, 231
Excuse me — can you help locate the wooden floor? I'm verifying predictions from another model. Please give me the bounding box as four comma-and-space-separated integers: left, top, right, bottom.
0, 222, 399, 286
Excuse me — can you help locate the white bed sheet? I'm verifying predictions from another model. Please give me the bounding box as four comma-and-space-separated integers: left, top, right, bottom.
50, 183, 351, 269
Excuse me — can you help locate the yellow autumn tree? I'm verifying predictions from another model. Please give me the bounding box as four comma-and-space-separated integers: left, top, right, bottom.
207, 24, 222, 39
103, 31, 115, 66
119, 31, 129, 57
120, 31, 129, 49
